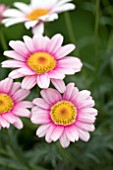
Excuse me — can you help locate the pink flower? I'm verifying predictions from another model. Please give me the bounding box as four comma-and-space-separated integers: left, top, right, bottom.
0, 4, 8, 21
0, 78, 32, 129
2, 0, 75, 34
31, 83, 98, 148
2, 34, 83, 91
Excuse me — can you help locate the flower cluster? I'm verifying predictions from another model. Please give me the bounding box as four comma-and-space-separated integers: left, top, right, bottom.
0, 0, 98, 148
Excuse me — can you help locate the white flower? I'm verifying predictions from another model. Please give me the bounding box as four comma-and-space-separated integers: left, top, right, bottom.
2, 0, 75, 34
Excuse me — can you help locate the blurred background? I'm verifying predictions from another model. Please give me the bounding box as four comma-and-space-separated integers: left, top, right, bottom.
0, 0, 113, 169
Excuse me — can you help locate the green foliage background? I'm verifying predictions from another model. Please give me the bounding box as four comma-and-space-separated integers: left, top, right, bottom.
0, 0, 113, 169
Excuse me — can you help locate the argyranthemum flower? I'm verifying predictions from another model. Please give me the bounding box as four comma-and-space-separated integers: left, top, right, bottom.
2, 34, 82, 91
0, 78, 32, 129
2, 0, 75, 34
0, 4, 8, 21
31, 83, 98, 148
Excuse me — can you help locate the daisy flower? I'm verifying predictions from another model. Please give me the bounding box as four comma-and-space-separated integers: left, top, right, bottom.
0, 4, 8, 22
0, 78, 32, 129
31, 83, 98, 148
2, 0, 75, 34
2, 34, 83, 91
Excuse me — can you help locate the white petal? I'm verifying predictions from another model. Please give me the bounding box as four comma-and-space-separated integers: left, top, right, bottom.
14, 2, 31, 13
60, 131, 70, 148
32, 22, 44, 35
37, 73, 50, 89
2, 18, 27, 27
36, 124, 50, 137
78, 128, 90, 142
25, 20, 38, 29
3, 9, 25, 17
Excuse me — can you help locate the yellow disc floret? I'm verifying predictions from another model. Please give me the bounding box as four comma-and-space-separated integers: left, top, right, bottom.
28, 8, 49, 20
0, 93, 14, 114
27, 52, 56, 74
50, 101, 77, 126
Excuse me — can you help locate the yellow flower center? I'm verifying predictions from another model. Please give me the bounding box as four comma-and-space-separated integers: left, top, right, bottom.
0, 93, 14, 114
27, 52, 56, 74
27, 8, 50, 20
50, 101, 77, 126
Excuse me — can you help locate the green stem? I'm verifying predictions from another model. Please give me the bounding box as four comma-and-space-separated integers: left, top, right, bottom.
64, 12, 80, 56
107, 30, 113, 51
0, 27, 8, 50
95, 0, 100, 58
64, 12, 76, 43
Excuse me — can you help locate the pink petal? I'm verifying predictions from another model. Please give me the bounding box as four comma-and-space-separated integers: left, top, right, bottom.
45, 123, 56, 143
65, 125, 79, 142
17, 68, 35, 75
79, 108, 98, 116
71, 87, 79, 101
36, 124, 51, 137
48, 69, 65, 79
58, 57, 82, 69
9, 40, 29, 57
2, 60, 25, 68
33, 34, 48, 51
0, 78, 13, 94
0, 115, 10, 128
76, 121, 95, 132
33, 98, 50, 110
23, 35, 36, 53
13, 117, 23, 129
63, 83, 75, 100
4, 50, 26, 61
3, 112, 18, 124
77, 114, 96, 123
51, 126, 64, 142
12, 89, 30, 102
15, 101, 33, 108
77, 128, 90, 142
31, 113, 50, 124
9, 69, 24, 79
60, 131, 70, 148
22, 75, 36, 90
37, 73, 50, 89
55, 44, 75, 59
41, 89, 52, 105
3, 112, 23, 129
76, 90, 91, 102
51, 79, 66, 93
13, 108, 31, 117
41, 88, 62, 104
32, 106, 49, 115
56, 67, 78, 75
10, 82, 21, 96
46, 34, 63, 54
77, 100, 95, 109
